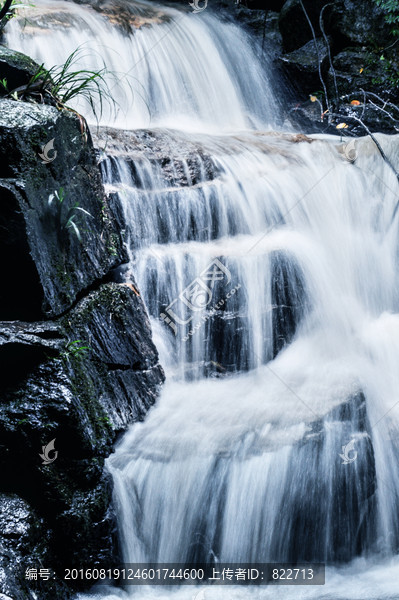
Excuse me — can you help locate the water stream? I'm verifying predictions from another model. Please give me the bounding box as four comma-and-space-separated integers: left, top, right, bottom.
6, 1, 399, 598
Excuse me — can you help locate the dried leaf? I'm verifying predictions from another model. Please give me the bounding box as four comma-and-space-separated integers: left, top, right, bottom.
336, 123, 348, 129
122, 282, 140, 296
321, 109, 329, 121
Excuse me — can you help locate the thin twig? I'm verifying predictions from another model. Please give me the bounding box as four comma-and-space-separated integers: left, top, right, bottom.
333, 111, 399, 183
299, 0, 331, 121
319, 3, 338, 106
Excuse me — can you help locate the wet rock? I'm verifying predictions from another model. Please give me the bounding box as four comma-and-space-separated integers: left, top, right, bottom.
0, 284, 164, 595
61, 283, 159, 371
0, 320, 61, 390
271, 250, 306, 356
329, 0, 389, 48
278, 0, 330, 52
0, 494, 72, 599
223, 4, 284, 51
329, 48, 374, 95
70, 0, 171, 33
279, 391, 377, 562
0, 98, 127, 320
328, 48, 399, 101
95, 126, 219, 188
279, 37, 329, 92
0, 46, 39, 93
0, 50, 164, 600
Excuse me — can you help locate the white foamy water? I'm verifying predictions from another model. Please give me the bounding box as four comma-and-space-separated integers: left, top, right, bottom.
6, 1, 399, 598
6, 0, 276, 131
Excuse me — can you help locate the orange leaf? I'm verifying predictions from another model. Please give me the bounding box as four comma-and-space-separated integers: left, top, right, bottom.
350, 100, 361, 106
336, 123, 348, 129
359, 67, 364, 73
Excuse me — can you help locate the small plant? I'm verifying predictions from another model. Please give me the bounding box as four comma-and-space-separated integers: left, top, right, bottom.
60, 340, 90, 361
0, 0, 14, 25
374, 0, 399, 36
48, 188, 92, 242
0, 0, 35, 29
17, 47, 116, 122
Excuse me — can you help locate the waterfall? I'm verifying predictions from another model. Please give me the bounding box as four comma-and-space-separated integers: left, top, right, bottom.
5, 0, 276, 131
6, 1, 399, 598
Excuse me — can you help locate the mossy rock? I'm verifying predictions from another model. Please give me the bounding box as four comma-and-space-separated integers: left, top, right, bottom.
0, 45, 41, 94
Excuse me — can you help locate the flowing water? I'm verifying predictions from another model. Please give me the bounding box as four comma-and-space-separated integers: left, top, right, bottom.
6, 1, 399, 598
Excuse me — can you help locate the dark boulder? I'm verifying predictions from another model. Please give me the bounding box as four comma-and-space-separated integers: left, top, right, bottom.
270, 250, 307, 356
328, 48, 399, 103
278, 0, 389, 54
255, 0, 286, 9
329, 0, 390, 48
0, 46, 39, 93
274, 391, 377, 561
0, 284, 164, 596
233, 7, 284, 60
0, 494, 72, 599
60, 282, 158, 371
328, 48, 371, 96
0, 98, 127, 321
279, 37, 329, 92
279, 0, 330, 52
0, 49, 164, 599
0, 320, 61, 390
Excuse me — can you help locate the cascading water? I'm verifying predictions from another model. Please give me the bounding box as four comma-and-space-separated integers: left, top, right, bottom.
6, 1, 399, 598
6, 0, 276, 131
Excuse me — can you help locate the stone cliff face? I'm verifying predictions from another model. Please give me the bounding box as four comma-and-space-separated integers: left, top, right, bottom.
0, 49, 164, 599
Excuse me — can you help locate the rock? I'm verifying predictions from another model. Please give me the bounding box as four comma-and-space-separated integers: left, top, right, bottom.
0, 46, 40, 93
234, 8, 284, 60
0, 320, 61, 390
60, 283, 159, 371
279, 37, 329, 92
91, 0, 171, 34
333, 102, 399, 136
262, 11, 284, 60
0, 494, 72, 599
0, 284, 164, 597
280, 391, 377, 561
278, 0, 389, 54
329, 0, 390, 48
279, 0, 330, 52
0, 98, 127, 320
18, 0, 171, 36
328, 48, 399, 102
254, 0, 286, 9
0, 50, 164, 600
271, 250, 306, 356
94, 126, 219, 189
